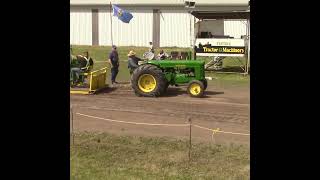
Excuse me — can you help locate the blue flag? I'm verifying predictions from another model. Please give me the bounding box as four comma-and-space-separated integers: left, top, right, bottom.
112, 5, 133, 23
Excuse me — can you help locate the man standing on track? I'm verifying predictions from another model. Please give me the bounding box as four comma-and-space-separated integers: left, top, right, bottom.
108, 45, 120, 85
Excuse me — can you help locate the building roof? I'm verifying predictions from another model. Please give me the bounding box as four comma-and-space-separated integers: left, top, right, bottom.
191, 10, 250, 19
70, 0, 249, 6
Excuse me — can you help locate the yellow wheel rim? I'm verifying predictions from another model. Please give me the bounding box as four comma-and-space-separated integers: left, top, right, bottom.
189, 83, 201, 95
138, 74, 157, 93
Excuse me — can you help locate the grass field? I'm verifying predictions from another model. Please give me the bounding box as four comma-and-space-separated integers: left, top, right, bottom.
71, 45, 250, 86
71, 132, 250, 180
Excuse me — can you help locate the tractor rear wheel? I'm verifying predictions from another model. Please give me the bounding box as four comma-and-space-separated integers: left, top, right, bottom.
131, 64, 166, 97
187, 80, 205, 98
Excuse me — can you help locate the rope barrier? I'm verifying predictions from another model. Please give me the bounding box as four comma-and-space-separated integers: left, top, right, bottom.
76, 113, 189, 127
76, 112, 250, 136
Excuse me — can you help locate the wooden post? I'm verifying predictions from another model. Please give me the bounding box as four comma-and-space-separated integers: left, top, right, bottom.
188, 117, 192, 162
246, 19, 250, 75
244, 19, 250, 75
71, 105, 74, 145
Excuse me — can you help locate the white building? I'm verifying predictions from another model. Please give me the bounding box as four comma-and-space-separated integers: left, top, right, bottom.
70, 0, 249, 47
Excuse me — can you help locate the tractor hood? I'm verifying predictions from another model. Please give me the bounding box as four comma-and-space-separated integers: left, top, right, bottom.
147, 60, 205, 67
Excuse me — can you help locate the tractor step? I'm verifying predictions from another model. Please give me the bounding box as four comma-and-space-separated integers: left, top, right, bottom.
70, 87, 92, 95
70, 87, 89, 91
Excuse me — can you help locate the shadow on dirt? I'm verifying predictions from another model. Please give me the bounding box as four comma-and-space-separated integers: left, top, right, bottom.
162, 87, 186, 97
96, 87, 118, 94
162, 87, 224, 97
96, 85, 224, 98
205, 91, 224, 95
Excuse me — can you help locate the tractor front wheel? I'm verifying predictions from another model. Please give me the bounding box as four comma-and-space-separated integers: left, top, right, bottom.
187, 80, 205, 98
131, 64, 166, 97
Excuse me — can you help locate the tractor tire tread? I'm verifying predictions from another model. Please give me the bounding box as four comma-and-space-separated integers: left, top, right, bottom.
131, 64, 166, 97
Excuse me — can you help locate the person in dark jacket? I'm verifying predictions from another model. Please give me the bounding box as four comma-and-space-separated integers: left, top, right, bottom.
108, 45, 119, 85
127, 50, 143, 75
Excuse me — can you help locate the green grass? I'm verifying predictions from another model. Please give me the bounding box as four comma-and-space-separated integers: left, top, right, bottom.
71, 45, 250, 85
206, 72, 250, 89
71, 132, 250, 180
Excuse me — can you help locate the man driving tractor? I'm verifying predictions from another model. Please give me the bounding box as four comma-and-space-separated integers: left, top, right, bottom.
127, 50, 143, 75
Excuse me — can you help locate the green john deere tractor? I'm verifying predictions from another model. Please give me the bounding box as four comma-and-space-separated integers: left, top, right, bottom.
131, 60, 207, 98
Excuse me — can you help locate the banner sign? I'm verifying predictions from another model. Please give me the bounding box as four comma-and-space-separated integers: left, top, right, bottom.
195, 38, 246, 57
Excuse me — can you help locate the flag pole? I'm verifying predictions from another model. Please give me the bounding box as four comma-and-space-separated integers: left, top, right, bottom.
109, 1, 113, 46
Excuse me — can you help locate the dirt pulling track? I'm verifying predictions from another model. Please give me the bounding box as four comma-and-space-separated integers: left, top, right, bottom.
70, 83, 250, 145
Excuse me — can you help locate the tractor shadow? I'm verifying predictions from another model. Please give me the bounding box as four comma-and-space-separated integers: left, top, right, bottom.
162, 87, 186, 97
97, 87, 118, 94
163, 87, 224, 97
202, 91, 224, 98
